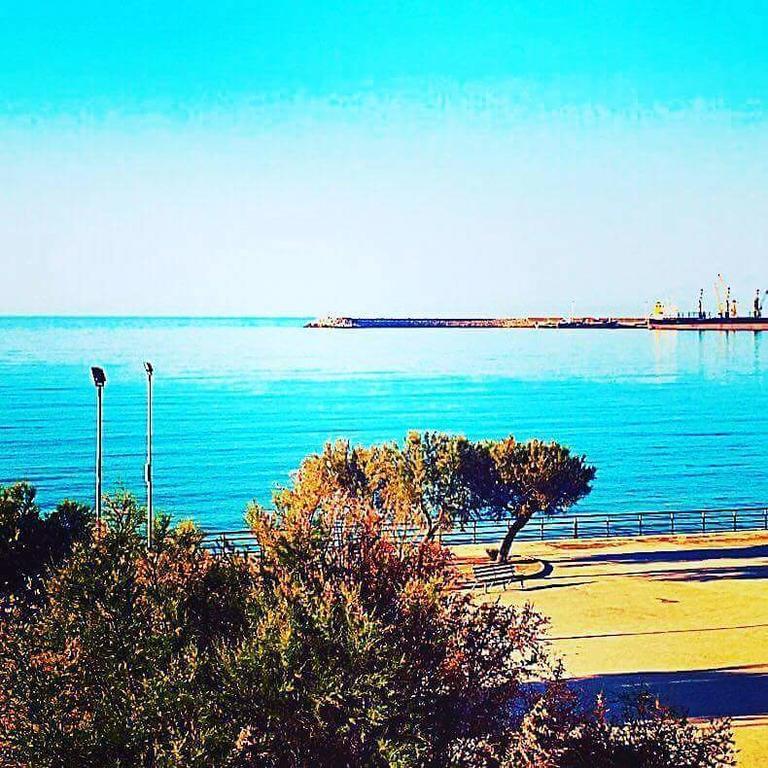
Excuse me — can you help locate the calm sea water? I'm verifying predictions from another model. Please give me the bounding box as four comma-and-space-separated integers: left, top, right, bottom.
0, 317, 766, 530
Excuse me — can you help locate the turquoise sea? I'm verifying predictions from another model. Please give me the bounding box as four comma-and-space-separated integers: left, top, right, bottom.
0, 317, 766, 530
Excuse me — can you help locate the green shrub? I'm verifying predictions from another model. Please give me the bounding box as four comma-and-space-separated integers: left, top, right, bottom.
0, 482, 92, 600
520, 691, 735, 768
0, 488, 733, 767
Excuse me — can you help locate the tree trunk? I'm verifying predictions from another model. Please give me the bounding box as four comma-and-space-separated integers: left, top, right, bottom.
421, 513, 436, 541
498, 514, 530, 562
419, 503, 436, 541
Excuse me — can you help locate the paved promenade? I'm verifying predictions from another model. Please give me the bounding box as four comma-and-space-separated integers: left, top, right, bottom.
461, 531, 768, 766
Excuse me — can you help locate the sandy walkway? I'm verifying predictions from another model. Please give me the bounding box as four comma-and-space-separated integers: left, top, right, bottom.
458, 531, 768, 766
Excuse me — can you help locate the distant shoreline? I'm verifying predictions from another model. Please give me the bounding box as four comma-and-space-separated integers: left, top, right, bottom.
306, 316, 647, 329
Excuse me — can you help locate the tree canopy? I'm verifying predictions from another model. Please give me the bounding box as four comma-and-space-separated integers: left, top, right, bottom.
267, 432, 596, 560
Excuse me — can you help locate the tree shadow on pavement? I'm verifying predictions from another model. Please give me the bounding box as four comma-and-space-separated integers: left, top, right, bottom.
569, 544, 768, 567
571, 665, 768, 719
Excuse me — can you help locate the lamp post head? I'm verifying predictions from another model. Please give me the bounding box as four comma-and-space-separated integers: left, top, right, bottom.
91, 366, 106, 387
144, 361, 153, 376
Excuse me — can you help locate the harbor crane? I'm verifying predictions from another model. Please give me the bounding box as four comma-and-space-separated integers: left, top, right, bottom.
714, 274, 734, 318
714, 274, 726, 317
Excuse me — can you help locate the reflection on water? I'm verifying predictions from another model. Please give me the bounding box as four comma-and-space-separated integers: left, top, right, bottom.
0, 317, 766, 529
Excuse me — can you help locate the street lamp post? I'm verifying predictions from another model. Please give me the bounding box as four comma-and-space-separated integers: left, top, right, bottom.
144, 362, 154, 549
90, 366, 107, 525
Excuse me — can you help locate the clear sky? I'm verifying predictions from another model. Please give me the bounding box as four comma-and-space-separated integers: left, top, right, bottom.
1, 1, 767, 316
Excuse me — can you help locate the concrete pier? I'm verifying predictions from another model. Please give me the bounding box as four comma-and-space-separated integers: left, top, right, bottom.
306, 316, 648, 329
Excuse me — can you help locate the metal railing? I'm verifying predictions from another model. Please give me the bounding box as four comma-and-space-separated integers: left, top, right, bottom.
200, 504, 768, 555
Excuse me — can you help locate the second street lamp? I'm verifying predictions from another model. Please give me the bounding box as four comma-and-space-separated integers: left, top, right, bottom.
144, 361, 154, 549
90, 366, 107, 525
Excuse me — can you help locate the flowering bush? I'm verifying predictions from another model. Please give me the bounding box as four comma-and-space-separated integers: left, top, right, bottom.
0, 487, 733, 767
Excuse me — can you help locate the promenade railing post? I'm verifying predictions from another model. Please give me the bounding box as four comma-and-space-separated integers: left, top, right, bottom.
670, 512, 675, 535
540, 517, 545, 540
472, 520, 477, 545
605, 518, 610, 537
732, 510, 737, 532
638, 513, 643, 536
574, 517, 579, 538
702, 510, 706, 533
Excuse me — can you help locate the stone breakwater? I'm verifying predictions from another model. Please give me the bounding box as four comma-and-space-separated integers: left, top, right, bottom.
305, 316, 649, 329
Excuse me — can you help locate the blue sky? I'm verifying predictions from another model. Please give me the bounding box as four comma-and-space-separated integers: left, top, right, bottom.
2, 1, 767, 315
